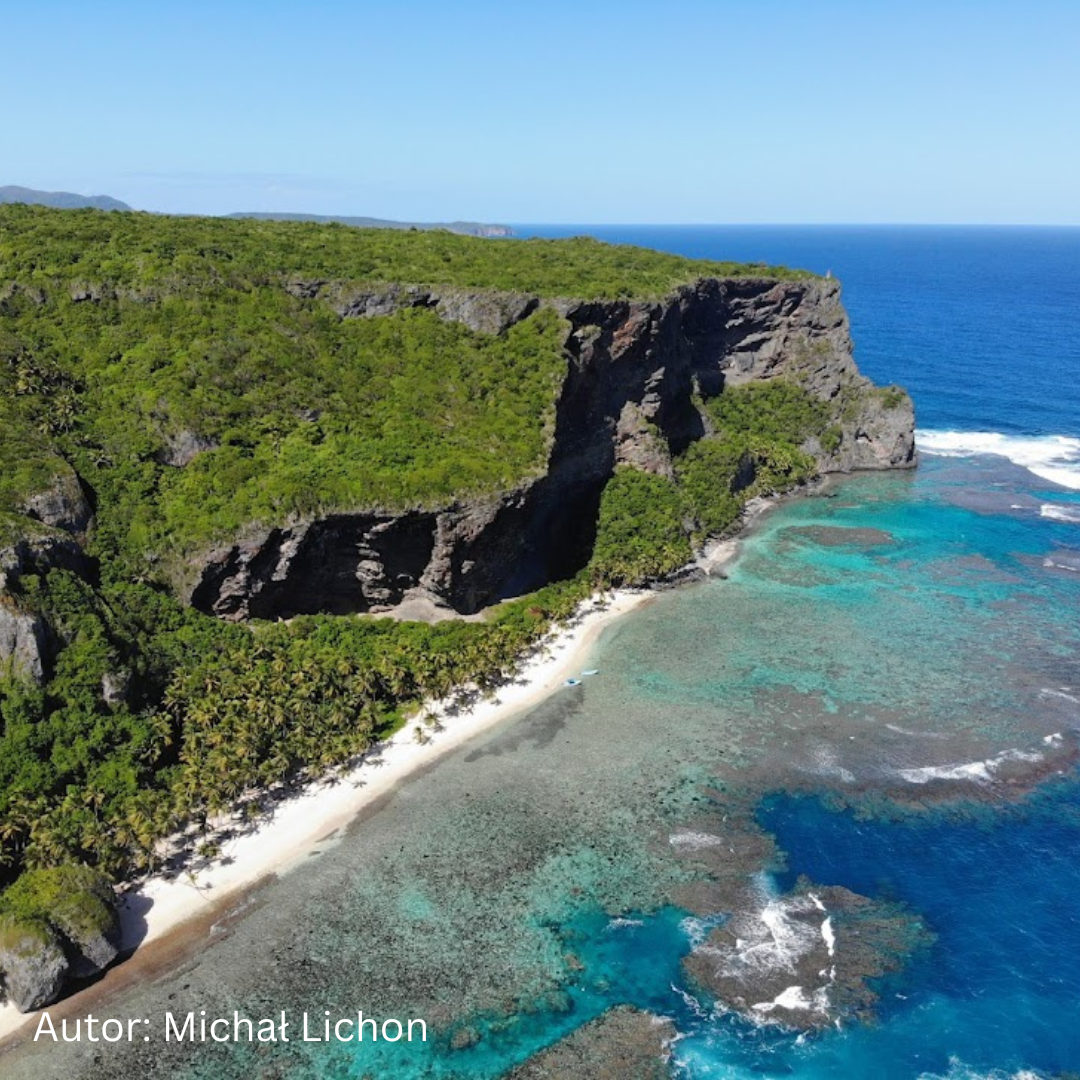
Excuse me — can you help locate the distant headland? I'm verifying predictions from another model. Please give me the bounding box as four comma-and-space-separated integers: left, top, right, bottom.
0, 185, 514, 237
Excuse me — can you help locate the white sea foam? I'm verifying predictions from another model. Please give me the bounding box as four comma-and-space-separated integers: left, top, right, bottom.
717, 895, 829, 980
917, 1059, 1047, 1080
821, 917, 836, 958
804, 745, 856, 783
808, 892, 836, 959
752, 985, 813, 1012
898, 747, 1043, 785
1044, 554, 1080, 572
1039, 687, 1078, 704
916, 429, 1080, 490
669, 829, 725, 850
680, 912, 725, 949
670, 983, 712, 1021
887, 723, 948, 739
899, 761, 993, 784
1041, 503, 1080, 523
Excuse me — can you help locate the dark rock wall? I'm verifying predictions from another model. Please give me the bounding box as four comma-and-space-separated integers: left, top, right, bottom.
0, 528, 87, 681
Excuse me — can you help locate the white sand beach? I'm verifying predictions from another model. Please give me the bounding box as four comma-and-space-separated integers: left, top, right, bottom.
0, 588, 652, 1044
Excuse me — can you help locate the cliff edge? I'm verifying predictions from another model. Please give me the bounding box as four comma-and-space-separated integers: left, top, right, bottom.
189, 275, 914, 621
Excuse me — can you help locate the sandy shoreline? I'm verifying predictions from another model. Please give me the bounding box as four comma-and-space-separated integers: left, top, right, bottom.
0, 587, 654, 1045
0, 495, 768, 1049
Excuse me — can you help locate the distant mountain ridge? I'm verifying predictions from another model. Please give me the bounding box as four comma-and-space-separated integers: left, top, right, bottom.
0, 185, 132, 211
0, 184, 512, 236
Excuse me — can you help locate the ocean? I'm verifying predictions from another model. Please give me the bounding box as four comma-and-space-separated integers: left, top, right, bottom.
11, 226, 1080, 1080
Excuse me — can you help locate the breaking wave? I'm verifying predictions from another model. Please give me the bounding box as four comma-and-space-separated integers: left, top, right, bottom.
897, 747, 1043, 785
1040, 503, 1080, 523
917, 430, 1080, 490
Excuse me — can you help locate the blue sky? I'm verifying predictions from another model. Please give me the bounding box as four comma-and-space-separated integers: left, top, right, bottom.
4, 1, 1078, 223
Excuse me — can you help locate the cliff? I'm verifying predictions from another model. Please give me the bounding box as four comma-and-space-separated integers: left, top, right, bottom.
0, 205, 913, 672
188, 276, 914, 621
0, 215, 915, 1010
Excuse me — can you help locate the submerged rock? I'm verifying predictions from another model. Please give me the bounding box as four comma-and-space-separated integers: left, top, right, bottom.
507, 1006, 675, 1080
683, 880, 934, 1031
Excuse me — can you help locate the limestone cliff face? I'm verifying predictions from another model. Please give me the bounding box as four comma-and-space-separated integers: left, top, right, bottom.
0, 526, 86, 681
189, 277, 915, 621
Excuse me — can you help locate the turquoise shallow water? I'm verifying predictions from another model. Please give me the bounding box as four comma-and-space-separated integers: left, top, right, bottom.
14, 455, 1080, 1080
274, 459, 1080, 1080
9, 228, 1080, 1080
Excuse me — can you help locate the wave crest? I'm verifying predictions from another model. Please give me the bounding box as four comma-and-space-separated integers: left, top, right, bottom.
916, 430, 1080, 490
1041, 504, 1080, 523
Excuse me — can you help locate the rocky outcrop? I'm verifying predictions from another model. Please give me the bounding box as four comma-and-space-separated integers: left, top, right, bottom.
159, 429, 219, 468
0, 602, 49, 683
683, 882, 934, 1031
18, 467, 92, 534
0, 920, 68, 1013
506, 1006, 675, 1080
307, 281, 540, 336
187, 276, 916, 620
0, 866, 122, 1011
0, 523, 86, 681
614, 401, 675, 477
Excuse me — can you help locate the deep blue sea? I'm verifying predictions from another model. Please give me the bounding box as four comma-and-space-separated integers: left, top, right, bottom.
12, 227, 1080, 1080
519, 225, 1080, 1080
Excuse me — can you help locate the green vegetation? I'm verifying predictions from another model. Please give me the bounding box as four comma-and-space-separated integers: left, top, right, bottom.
587, 379, 841, 584
0, 205, 807, 585
703, 379, 831, 448
589, 468, 692, 585
0, 565, 594, 895
0, 208, 843, 1004
674, 440, 748, 540
675, 380, 837, 543
0, 203, 809, 301
0, 376, 840, 889
0, 383, 829, 902
0, 392, 72, 519
3, 275, 569, 579
0, 864, 115, 944
874, 385, 909, 410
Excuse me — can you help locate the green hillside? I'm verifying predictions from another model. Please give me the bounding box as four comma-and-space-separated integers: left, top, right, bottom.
0, 205, 809, 582
0, 207, 840, 1008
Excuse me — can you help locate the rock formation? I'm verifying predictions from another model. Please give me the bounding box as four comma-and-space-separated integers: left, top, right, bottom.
0, 523, 86, 682
0, 866, 122, 1012
0, 272, 914, 660
506, 1006, 675, 1080
0, 920, 68, 1013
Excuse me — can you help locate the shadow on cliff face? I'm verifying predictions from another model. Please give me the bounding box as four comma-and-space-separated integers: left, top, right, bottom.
186, 277, 913, 623
188, 477, 606, 622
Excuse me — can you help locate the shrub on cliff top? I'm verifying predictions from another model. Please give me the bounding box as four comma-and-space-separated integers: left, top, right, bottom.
0, 203, 810, 301
0, 864, 116, 945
